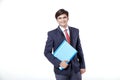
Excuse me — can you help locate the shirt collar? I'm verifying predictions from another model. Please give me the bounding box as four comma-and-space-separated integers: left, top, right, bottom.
59, 25, 69, 32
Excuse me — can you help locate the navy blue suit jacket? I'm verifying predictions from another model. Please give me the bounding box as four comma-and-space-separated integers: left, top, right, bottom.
44, 26, 85, 75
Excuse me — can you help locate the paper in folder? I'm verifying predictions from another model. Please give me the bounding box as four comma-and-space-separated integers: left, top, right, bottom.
53, 40, 77, 70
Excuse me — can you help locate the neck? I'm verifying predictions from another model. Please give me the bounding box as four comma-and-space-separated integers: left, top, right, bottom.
61, 25, 67, 29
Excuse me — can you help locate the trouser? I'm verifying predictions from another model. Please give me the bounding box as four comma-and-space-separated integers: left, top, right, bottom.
55, 70, 81, 80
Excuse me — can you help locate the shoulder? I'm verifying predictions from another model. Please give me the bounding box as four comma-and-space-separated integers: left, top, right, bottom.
47, 28, 58, 36
69, 26, 79, 33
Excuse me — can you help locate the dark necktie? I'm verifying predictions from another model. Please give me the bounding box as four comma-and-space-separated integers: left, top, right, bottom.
64, 29, 70, 44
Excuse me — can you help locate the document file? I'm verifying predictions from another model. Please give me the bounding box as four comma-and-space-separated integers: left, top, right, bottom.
53, 40, 77, 70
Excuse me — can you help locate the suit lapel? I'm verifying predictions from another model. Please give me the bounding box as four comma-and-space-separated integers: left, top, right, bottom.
57, 26, 66, 40
69, 27, 74, 46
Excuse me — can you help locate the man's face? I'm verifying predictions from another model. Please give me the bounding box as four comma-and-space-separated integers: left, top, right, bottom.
56, 14, 69, 28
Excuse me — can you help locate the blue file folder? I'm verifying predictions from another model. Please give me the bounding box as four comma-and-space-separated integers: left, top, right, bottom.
53, 40, 77, 70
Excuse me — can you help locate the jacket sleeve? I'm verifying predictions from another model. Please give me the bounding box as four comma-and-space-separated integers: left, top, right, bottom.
44, 32, 61, 68
76, 30, 86, 69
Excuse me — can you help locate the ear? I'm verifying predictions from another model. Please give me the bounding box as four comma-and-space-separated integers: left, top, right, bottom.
68, 17, 69, 20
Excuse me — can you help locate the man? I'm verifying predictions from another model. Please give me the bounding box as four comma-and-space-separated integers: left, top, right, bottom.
44, 9, 86, 80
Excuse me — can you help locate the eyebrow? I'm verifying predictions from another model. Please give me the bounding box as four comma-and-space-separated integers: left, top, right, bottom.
58, 16, 67, 19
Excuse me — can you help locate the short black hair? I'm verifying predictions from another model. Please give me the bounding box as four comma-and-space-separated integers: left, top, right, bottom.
55, 9, 69, 19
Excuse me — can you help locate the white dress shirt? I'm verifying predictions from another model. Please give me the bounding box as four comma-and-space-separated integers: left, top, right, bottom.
59, 26, 70, 39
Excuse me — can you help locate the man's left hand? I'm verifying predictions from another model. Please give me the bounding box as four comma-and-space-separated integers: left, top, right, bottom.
80, 69, 86, 74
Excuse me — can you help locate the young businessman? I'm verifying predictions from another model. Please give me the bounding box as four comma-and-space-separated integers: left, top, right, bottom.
44, 9, 86, 80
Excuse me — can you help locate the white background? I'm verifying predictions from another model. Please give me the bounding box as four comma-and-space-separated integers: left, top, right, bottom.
0, 0, 120, 80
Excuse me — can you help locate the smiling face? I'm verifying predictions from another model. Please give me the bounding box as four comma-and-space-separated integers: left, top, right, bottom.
56, 14, 69, 28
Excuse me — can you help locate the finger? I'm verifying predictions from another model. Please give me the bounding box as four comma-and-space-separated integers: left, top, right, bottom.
64, 60, 69, 63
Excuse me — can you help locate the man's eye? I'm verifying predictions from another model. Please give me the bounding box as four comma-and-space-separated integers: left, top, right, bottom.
58, 17, 62, 19
63, 17, 67, 19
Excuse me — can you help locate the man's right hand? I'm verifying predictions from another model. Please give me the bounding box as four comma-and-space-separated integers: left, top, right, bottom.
59, 60, 68, 69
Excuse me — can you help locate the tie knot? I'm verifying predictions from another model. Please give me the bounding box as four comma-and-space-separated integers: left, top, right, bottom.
64, 29, 67, 32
